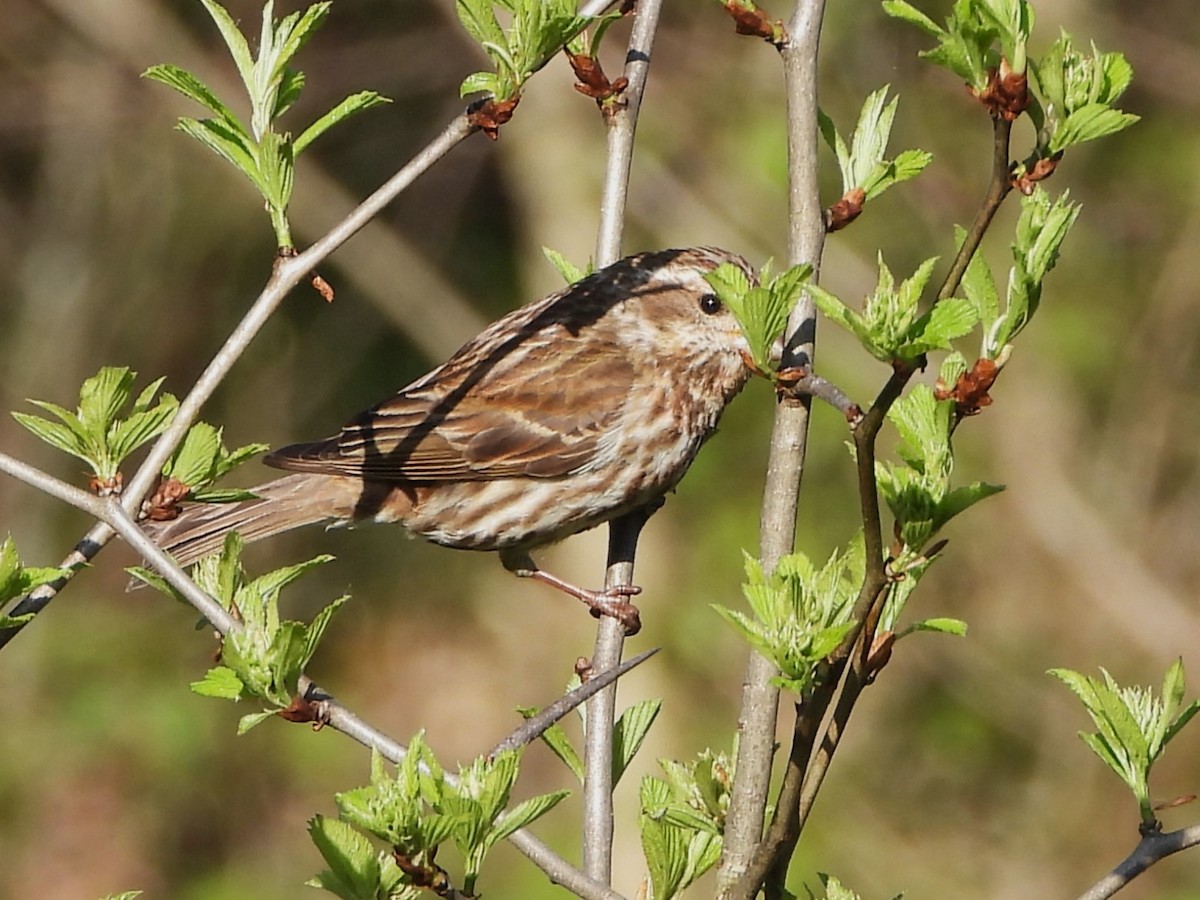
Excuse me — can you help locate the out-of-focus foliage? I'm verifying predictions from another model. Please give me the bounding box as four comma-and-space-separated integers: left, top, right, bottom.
1, 1, 1198, 898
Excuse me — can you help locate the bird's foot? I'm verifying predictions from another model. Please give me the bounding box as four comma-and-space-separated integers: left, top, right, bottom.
585, 585, 642, 635
516, 566, 643, 635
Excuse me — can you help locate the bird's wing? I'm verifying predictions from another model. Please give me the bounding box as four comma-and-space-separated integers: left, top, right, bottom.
265, 331, 633, 482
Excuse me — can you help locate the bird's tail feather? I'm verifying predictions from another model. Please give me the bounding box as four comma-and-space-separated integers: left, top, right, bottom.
141, 473, 356, 569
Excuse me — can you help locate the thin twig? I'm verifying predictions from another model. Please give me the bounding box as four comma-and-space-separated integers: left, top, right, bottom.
490, 648, 659, 757
583, 0, 666, 884
1076, 822, 1200, 900
717, 0, 828, 893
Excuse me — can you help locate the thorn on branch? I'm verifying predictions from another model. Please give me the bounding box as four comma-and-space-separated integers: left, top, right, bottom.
142, 476, 189, 521
467, 96, 521, 141
1011, 154, 1061, 195
825, 187, 866, 233
972, 59, 1029, 122
935, 357, 999, 417
722, 1, 787, 49
565, 51, 629, 117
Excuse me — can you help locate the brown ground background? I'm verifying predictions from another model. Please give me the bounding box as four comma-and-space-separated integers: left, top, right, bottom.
1, 1, 1198, 898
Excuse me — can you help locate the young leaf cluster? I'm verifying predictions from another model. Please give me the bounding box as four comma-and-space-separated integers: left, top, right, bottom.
12, 367, 177, 490
883, 0, 1033, 87
1050, 660, 1200, 825
808, 256, 976, 366
456, 0, 596, 101
704, 261, 811, 376
129, 533, 344, 734
818, 86, 932, 202
639, 748, 734, 900
144, 1, 387, 249
332, 738, 568, 896
1029, 33, 1138, 155
876, 384, 1002, 563
308, 815, 419, 900
520, 692, 661, 786
162, 422, 268, 503
0, 537, 65, 628
716, 547, 862, 695
965, 187, 1080, 363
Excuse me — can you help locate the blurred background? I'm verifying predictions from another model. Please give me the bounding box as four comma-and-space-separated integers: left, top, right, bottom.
1, 0, 1197, 897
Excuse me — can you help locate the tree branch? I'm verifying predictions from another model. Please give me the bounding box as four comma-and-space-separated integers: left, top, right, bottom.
717, 0, 828, 893
1076, 822, 1200, 900
583, 0, 666, 884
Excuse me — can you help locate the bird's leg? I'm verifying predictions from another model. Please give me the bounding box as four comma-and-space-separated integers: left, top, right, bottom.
500, 549, 642, 635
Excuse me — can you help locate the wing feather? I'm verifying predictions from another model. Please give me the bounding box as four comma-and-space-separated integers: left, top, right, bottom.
266, 328, 633, 482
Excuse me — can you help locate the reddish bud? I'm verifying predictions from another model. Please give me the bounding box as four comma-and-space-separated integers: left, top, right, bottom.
723, 1, 787, 47
935, 357, 999, 417
277, 694, 331, 730
89, 472, 123, 497
973, 59, 1029, 121
1012, 155, 1060, 194
567, 52, 629, 114
467, 95, 521, 141
143, 476, 190, 522
826, 187, 866, 233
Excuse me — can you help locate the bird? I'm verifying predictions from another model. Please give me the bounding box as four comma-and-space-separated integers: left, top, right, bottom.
143, 247, 759, 632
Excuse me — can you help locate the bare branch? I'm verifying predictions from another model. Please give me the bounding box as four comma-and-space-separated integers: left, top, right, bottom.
718, 0, 828, 892
1076, 823, 1200, 900
584, 0, 666, 884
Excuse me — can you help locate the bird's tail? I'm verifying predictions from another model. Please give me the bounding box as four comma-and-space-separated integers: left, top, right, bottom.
141, 473, 359, 569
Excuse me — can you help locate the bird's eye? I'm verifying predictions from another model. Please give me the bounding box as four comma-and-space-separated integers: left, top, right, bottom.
698, 293, 722, 315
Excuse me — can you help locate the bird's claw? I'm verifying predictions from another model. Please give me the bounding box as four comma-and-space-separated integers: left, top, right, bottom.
586, 589, 642, 635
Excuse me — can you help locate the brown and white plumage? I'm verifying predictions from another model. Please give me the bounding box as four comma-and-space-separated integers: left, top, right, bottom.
145, 248, 757, 618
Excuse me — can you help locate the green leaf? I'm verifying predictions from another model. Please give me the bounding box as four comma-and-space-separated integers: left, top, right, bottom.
190, 665, 246, 700
706, 261, 810, 375
456, 0, 506, 47
881, 0, 942, 36
307, 815, 383, 900
141, 64, 243, 128
294, 91, 391, 156
199, 0, 255, 88
177, 117, 260, 183
898, 296, 979, 358
236, 709, 278, 734
1049, 103, 1139, 153
542, 246, 590, 284
613, 699, 662, 784
490, 789, 570, 844
0, 537, 65, 611
900, 617, 968, 637
519, 709, 584, 781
